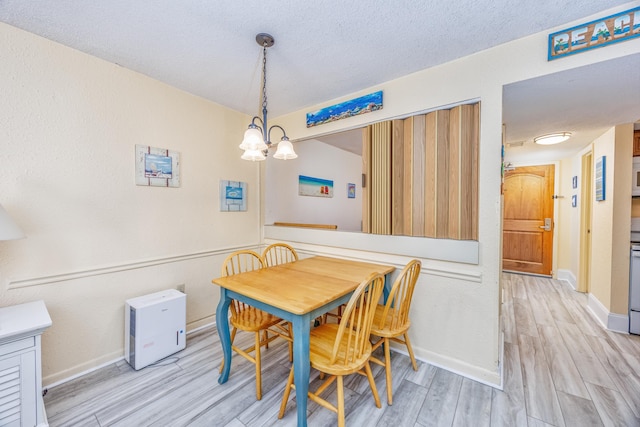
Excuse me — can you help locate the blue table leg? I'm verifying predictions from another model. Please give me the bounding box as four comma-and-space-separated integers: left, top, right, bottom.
216, 289, 232, 384
383, 273, 392, 302
292, 314, 311, 427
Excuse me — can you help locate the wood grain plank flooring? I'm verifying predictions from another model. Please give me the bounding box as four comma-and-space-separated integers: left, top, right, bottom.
43, 273, 640, 426
451, 378, 492, 427
537, 325, 589, 399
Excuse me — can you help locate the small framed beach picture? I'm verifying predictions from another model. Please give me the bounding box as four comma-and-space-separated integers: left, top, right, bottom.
135, 144, 180, 187
347, 183, 356, 199
220, 180, 247, 211
299, 175, 333, 198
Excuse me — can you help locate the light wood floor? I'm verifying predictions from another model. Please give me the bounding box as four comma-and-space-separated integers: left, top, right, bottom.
44, 273, 640, 426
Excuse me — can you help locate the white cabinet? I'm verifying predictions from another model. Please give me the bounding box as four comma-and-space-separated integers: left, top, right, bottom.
0, 301, 52, 427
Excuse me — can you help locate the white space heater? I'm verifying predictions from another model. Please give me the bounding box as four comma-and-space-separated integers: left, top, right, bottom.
124, 289, 186, 370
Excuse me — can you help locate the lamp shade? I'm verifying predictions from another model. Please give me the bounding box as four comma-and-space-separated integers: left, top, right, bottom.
273, 139, 298, 160
241, 148, 266, 161
0, 204, 25, 240
239, 127, 268, 151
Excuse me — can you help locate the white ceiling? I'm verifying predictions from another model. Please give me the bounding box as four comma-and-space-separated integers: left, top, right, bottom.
1, 1, 639, 162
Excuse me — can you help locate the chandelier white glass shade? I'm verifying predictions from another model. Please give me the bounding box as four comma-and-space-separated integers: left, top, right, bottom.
533, 132, 572, 145
240, 33, 297, 161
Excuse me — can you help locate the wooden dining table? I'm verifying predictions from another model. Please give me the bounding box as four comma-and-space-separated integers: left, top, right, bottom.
212, 255, 395, 427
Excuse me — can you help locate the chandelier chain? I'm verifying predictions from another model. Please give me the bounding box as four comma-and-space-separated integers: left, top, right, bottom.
262, 44, 268, 113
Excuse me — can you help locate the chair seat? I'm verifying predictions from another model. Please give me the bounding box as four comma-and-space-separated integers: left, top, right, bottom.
370, 305, 411, 338
309, 324, 372, 376
231, 307, 284, 332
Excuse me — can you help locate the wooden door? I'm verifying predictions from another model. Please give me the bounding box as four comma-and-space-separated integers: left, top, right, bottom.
502, 164, 555, 276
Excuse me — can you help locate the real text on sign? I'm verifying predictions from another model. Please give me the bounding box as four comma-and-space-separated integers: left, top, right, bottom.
548, 7, 640, 60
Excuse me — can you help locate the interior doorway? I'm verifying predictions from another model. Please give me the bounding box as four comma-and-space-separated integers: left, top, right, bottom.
502, 164, 555, 276
578, 152, 593, 292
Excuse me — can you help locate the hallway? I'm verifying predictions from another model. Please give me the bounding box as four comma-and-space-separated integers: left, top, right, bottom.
501, 272, 640, 426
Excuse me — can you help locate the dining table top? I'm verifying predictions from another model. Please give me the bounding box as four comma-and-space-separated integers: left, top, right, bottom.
212, 256, 395, 315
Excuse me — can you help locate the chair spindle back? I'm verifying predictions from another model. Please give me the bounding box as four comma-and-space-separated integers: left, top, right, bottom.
378, 259, 421, 331
221, 250, 265, 315
331, 273, 385, 366
262, 243, 298, 267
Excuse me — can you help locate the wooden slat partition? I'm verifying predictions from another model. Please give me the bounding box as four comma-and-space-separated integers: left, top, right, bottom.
471, 103, 480, 240
411, 115, 426, 237
362, 102, 479, 241
362, 127, 371, 233
424, 112, 437, 238
448, 106, 461, 239
403, 118, 414, 236
460, 103, 479, 240
391, 120, 405, 235
370, 121, 392, 234
435, 109, 450, 239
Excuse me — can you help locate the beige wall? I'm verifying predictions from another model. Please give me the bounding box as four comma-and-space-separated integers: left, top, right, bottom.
0, 23, 261, 384
590, 125, 633, 315
556, 157, 574, 276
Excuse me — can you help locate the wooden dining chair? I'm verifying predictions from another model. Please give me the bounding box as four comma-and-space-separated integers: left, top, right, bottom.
368, 259, 421, 405
279, 272, 385, 427
261, 242, 298, 267
261, 242, 297, 354
219, 249, 292, 400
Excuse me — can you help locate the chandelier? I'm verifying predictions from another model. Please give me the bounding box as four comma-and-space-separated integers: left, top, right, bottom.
239, 33, 297, 161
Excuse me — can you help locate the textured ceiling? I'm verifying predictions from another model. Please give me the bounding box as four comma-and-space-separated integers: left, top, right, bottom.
1, 1, 639, 162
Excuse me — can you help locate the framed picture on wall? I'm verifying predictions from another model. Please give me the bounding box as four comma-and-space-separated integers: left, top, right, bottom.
595, 156, 606, 201
347, 183, 356, 198
135, 144, 180, 187
572, 175, 578, 189
299, 175, 333, 198
220, 180, 247, 211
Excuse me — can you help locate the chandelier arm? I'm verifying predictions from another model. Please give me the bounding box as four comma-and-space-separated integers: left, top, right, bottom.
249, 116, 264, 132
267, 125, 288, 144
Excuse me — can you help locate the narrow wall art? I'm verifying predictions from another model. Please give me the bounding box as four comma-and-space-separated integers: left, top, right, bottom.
347, 183, 356, 198
306, 91, 383, 128
595, 156, 606, 201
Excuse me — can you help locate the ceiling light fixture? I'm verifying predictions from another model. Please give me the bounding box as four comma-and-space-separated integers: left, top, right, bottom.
239, 33, 297, 161
533, 132, 572, 145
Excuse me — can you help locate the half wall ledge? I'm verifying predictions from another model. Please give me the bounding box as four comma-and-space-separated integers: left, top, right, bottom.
264, 225, 479, 265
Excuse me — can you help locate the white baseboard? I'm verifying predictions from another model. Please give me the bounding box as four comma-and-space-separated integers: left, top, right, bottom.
556, 269, 577, 290
587, 293, 629, 334
397, 343, 502, 389
43, 351, 124, 390
607, 313, 629, 334
44, 322, 218, 390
